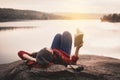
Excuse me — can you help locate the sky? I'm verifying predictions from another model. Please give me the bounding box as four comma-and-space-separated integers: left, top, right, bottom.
0, 0, 120, 13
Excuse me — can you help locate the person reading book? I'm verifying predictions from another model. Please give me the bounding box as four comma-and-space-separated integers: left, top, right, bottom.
18, 31, 83, 68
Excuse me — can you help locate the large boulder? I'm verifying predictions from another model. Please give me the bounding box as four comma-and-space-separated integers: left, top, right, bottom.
0, 55, 120, 80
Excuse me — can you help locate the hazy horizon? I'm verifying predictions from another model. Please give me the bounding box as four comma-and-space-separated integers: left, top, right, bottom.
0, 0, 120, 14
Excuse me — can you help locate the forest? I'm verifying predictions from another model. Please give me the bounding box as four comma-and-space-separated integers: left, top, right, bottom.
0, 8, 66, 22
101, 13, 120, 22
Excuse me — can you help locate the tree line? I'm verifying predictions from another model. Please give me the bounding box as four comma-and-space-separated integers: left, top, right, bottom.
0, 8, 66, 22
101, 13, 120, 22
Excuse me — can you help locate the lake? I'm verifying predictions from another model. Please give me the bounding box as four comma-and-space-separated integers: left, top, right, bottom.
0, 20, 120, 64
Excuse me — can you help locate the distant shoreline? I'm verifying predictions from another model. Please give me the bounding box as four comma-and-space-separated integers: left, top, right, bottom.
0, 8, 67, 22
100, 13, 120, 23
0, 8, 104, 22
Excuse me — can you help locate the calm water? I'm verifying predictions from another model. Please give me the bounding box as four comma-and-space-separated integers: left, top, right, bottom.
0, 20, 120, 64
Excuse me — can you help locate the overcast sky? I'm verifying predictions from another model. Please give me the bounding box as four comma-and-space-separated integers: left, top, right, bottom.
0, 0, 120, 13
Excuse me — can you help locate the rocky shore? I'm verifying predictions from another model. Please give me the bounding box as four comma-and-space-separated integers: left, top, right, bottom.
0, 55, 120, 80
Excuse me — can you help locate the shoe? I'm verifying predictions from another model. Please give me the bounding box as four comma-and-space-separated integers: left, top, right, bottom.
67, 65, 84, 72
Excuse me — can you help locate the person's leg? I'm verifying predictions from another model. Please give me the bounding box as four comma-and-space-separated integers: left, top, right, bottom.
51, 33, 61, 49
60, 31, 72, 55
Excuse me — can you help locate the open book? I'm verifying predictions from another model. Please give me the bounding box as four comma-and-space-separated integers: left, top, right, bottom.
74, 28, 84, 47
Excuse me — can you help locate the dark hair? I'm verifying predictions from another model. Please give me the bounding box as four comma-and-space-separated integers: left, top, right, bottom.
36, 48, 53, 67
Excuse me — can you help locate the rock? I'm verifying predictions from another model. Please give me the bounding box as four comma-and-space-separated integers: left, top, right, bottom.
78, 55, 120, 80
0, 55, 120, 80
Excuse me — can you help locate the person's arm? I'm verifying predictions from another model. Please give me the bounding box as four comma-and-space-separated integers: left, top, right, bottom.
70, 43, 83, 64
18, 50, 36, 62
23, 54, 36, 62
74, 43, 83, 57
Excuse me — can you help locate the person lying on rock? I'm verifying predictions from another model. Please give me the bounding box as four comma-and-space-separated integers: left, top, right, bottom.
18, 31, 83, 68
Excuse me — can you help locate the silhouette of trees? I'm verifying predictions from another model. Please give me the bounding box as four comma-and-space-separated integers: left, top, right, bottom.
101, 13, 120, 22
0, 8, 65, 22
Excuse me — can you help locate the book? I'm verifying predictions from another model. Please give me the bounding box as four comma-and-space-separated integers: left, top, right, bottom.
74, 28, 84, 47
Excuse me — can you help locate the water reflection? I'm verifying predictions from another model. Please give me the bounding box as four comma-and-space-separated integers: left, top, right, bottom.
0, 26, 36, 31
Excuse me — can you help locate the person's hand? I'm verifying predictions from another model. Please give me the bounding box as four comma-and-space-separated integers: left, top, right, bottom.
32, 58, 36, 62
76, 43, 83, 50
